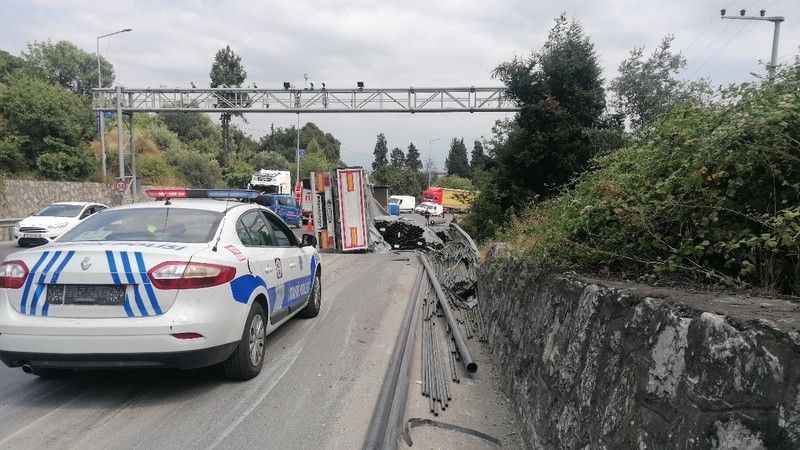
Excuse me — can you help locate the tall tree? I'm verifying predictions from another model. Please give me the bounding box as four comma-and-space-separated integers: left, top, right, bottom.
372, 133, 388, 170
470, 140, 486, 171
210, 46, 247, 158
300, 122, 341, 162
491, 13, 613, 198
445, 138, 470, 177
467, 14, 620, 240
390, 147, 405, 168
306, 137, 322, 155
21, 40, 114, 96
406, 142, 422, 171
609, 35, 687, 129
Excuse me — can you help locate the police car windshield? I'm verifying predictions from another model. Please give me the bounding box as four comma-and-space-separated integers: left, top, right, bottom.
59, 208, 224, 243
35, 204, 83, 218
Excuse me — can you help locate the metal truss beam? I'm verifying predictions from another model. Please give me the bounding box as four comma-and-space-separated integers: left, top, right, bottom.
93, 86, 519, 113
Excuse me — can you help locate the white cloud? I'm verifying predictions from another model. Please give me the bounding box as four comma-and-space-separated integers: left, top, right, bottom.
3, 0, 798, 167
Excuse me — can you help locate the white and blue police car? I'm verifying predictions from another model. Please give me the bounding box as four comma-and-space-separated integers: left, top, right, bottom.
0, 189, 321, 380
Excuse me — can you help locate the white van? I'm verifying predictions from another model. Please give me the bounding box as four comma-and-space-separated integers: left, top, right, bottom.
389, 195, 416, 212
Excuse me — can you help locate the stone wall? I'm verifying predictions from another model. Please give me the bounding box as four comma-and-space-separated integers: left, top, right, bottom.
0, 178, 146, 218
479, 247, 800, 449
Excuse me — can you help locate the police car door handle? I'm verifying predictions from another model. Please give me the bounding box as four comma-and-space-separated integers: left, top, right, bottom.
288, 262, 299, 269
264, 266, 274, 274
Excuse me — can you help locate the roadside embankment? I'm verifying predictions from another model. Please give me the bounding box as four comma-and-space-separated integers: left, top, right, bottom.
479, 244, 800, 449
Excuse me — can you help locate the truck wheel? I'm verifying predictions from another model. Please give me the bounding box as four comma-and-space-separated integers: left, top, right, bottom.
224, 301, 267, 381
297, 273, 321, 319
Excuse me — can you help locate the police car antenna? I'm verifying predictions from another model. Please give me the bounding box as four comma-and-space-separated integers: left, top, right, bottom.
211, 192, 233, 252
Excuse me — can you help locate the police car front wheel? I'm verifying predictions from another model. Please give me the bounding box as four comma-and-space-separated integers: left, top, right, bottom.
224, 301, 267, 381
297, 273, 321, 319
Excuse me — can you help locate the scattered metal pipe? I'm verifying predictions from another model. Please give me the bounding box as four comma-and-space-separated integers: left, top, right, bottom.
420, 254, 477, 373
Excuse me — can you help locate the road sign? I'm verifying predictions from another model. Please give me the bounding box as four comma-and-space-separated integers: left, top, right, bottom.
298, 148, 305, 158
114, 181, 127, 192
294, 180, 303, 205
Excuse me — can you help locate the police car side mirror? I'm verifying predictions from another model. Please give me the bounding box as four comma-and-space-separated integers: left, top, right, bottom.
301, 233, 317, 248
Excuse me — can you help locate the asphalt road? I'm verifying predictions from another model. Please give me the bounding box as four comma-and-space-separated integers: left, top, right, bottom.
0, 244, 419, 450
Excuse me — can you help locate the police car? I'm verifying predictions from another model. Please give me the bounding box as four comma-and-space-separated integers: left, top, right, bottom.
0, 189, 321, 380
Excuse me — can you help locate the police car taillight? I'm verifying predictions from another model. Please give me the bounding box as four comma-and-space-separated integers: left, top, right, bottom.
147, 261, 236, 290
0, 260, 29, 289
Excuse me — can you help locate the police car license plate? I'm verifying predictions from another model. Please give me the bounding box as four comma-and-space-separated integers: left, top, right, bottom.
46, 285, 127, 306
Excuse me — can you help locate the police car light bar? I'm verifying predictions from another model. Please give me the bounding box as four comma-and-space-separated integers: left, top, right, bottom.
145, 188, 259, 200
145, 188, 189, 199
207, 189, 259, 199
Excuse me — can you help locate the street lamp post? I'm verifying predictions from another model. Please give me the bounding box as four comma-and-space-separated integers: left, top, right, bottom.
427, 137, 440, 188
96, 28, 132, 180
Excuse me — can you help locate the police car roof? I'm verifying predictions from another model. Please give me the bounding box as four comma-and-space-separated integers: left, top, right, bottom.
113, 199, 252, 213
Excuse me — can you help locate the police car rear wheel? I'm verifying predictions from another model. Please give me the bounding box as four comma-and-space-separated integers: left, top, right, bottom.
297, 273, 321, 319
224, 301, 266, 381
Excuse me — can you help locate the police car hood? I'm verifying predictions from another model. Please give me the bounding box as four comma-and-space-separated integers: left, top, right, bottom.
5, 241, 209, 318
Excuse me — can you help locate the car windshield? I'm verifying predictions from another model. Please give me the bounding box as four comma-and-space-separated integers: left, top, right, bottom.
34, 204, 83, 218
59, 207, 224, 243
277, 197, 296, 207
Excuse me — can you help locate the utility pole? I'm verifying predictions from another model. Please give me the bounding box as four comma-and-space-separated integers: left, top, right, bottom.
721, 8, 784, 79
96, 28, 131, 180
116, 86, 124, 180
427, 137, 440, 188
296, 112, 301, 187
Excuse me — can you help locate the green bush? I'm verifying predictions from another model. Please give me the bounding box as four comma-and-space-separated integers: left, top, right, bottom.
137, 153, 176, 184
0, 133, 27, 173
505, 63, 800, 295
36, 146, 96, 180
250, 151, 290, 171
166, 149, 223, 188
224, 159, 255, 188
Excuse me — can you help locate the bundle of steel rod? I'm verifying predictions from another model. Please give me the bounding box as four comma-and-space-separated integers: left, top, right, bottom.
375, 220, 427, 250
420, 287, 455, 416
458, 303, 487, 343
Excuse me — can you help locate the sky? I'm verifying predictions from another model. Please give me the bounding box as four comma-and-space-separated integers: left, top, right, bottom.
2, 0, 799, 169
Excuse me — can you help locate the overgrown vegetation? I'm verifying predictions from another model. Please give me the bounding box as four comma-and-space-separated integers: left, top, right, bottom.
502, 62, 800, 295
0, 40, 344, 186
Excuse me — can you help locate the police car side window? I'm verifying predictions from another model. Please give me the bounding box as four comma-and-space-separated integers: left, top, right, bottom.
237, 211, 273, 246
261, 211, 296, 247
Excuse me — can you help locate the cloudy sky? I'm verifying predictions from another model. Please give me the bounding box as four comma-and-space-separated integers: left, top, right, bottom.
3, 0, 799, 168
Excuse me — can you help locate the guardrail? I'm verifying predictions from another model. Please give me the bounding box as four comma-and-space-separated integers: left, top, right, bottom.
0, 218, 20, 242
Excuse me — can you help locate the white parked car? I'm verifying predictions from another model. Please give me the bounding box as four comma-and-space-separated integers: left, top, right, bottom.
0, 189, 321, 380
14, 202, 108, 247
414, 202, 444, 216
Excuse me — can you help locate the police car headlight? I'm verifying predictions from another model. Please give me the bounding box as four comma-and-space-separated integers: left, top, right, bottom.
148, 261, 236, 290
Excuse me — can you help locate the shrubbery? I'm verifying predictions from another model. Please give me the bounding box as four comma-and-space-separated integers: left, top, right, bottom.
503, 63, 800, 295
